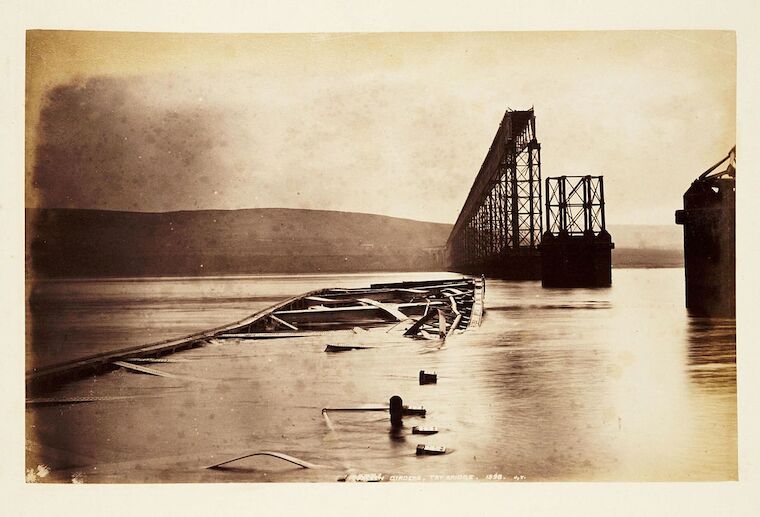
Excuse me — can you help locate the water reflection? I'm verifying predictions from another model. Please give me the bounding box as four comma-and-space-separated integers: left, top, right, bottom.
26, 269, 737, 482
686, 317, 736, 391
388, 425, 407, 444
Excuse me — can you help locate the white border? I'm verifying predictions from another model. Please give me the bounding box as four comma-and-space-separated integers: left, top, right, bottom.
2, 1, 759, 515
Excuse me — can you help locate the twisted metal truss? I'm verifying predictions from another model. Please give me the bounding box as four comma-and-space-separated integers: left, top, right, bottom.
447, 109, 542, 269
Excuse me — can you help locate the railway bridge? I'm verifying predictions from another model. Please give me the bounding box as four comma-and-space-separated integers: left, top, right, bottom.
445, 108, 613, 285
445, 109, 543, 279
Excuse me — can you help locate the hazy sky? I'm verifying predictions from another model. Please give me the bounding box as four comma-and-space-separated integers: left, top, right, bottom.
26, 30, 735, 225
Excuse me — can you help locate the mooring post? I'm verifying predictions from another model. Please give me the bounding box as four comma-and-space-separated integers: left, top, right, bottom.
389, 395, 403, 426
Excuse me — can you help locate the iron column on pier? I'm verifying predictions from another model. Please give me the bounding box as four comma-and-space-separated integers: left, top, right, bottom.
540, 175, 614, 287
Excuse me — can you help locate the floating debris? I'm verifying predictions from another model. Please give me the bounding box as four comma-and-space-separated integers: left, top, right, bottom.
26, 395, 144, 406
416, 444, 446, 456
324, 344, 373, 353
220, 278, 481, 336
390, 395, 427, 422
356, 298, 411, 322
204, 451, 323, 470
126, 357, 191, 364
112, 361, 179, 378
403, 310, 436, 336
216, 332, 322, 340
112, 360, 208, 382
269, 314, 298, 331
402, 406, 426, 416
321, 405, 387, 412
412, 426, 438, 435
419, 370, 438, 385
27, 278, 484, 397
321, 396, 426, 426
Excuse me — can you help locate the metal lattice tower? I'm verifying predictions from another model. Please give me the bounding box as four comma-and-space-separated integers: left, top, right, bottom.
540, 175, 614, 287
544, 175, 607, 236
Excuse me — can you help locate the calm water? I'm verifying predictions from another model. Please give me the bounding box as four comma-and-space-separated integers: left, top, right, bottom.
25, 269, 736, 482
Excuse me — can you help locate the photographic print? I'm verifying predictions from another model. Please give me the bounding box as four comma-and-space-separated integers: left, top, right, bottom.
24, 30, 736, 483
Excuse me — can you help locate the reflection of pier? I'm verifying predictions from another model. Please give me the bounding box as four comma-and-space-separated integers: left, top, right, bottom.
446, 108, 613, 286
686, 317, 736, 393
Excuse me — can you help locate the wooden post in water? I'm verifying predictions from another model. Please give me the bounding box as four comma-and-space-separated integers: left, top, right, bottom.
389, 395, 403, 426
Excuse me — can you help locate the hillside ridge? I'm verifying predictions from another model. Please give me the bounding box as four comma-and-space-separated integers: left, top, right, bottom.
26, 208, 683, 278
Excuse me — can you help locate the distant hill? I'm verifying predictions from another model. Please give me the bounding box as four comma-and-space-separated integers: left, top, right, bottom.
26, 208, 451, 278
608, 224, 684, 268
25, 208, 684, 278
607, 224, 682, 251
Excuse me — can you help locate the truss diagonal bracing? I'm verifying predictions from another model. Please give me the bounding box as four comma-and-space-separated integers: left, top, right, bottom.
544, 175, 607, 237
446, 109, 542, 278
540, 175, 614, 287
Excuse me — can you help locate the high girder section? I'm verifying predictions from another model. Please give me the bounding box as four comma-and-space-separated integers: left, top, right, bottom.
446, 109, 542, 278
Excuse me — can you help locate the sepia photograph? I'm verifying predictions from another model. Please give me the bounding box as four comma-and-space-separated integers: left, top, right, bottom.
21, 28, 741, 486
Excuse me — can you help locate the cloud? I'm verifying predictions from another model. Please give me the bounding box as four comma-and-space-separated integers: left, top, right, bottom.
31, 76, 243, 211
26, 31, 735, 225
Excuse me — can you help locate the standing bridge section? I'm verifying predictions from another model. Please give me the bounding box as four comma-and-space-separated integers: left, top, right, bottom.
540, 175, 614, 287
446, 109, 543, 279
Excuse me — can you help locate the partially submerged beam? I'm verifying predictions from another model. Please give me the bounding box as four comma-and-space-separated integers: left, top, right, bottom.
356, 298, 411, 322
27, 278, 480, 395
403, 310, 437, 336
26, 395, 143, 406
215, 332, 322, 340
269, 314, 298, 331
113, 361, 207, 382
324, 344, 373, 352
26, 289, 320, 394
205, 451, 323, 470
467, 278, 485, 328
437, 309, 447, 338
